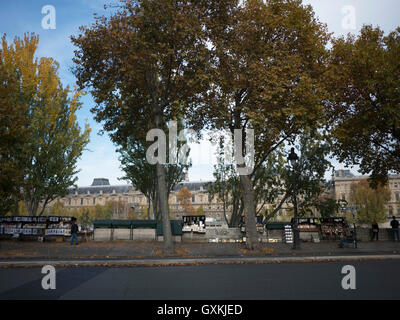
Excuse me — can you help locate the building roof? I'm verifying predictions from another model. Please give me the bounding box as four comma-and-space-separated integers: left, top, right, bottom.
91, 178, 111, 186
68, 184, 132, 196
173, 181, 210, 192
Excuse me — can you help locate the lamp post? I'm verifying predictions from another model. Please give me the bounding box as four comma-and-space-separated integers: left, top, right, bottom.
288, 147, 300, 250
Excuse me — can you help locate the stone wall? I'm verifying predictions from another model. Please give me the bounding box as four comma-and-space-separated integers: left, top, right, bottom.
356, 228, 395, 241
94, 228, 112, 241
94, 228, 156, 241
182, 228, 243, 241
133, 229, 156, 241
93, 227, 399, 242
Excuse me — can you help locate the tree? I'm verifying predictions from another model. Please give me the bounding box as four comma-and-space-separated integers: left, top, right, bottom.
119, 120, 191, 220
313, 197, 346, 219
207, 140, 243, 227
1, 34, 90, 216
0, 38, 28, 215
72, 0, 210, 252
281, 130, 333, 219
350, 179, 391, 224
50, 201, 65, 216
326, 26, 400, 187
190, 0, 330, 249
177, 187, 194, 215
196, 206, 205, 215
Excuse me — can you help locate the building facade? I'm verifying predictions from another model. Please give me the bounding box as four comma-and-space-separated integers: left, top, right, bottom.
50, 170, 400, 224
332, 169, 400, 225
51, 178, 227, 221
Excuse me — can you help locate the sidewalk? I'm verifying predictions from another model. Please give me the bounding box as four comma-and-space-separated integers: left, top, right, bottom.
1, 240, 400, 262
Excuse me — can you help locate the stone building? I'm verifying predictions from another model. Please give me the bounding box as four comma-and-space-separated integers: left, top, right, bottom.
51, 170, 400, 224
332, 169, 400, 225
52, 177, 227, 221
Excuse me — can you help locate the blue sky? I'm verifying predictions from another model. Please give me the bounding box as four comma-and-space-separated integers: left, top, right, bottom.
1, 0, 399, 186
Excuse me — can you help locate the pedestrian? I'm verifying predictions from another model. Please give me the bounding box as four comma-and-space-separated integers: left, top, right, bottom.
390, 216, 400, 242
338, 229, 349, 248
71, 218, 79, 245
338, 232, 347, 248
371, 221, 379, 241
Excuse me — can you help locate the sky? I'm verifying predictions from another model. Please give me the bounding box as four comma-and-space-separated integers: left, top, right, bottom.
1, 0, 399, 186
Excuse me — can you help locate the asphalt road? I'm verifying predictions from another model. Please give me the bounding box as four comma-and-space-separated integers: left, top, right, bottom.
0, 260, 399, 300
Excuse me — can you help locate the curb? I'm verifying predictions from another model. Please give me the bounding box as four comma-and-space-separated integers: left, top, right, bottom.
1, 254, 400, 268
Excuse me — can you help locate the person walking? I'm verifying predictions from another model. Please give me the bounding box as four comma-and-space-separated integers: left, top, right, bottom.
70, 218, 79, 245
371, 221, 379, 241
390, 216, 400, 242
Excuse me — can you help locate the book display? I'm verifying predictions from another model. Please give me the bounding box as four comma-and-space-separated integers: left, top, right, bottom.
319, 217, 349, 240
0, 216, 75, 240
182, 215, 206, 233
284, 225, 293, 244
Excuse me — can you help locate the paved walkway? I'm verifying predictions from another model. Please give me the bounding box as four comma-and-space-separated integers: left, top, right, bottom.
1, 240, 400, 262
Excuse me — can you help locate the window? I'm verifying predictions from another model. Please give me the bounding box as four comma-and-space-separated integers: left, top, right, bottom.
80, 198, 83, 205
192, 195, 195, 203
341, 194, 346, 201
396, 193, 400, 202
93, 197, 96, 205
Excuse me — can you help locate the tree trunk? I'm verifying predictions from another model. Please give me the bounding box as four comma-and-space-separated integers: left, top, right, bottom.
229, 197, 243, 228
147, 196, 151, 220
152, 195, 158, 220
156, 162, 174, 253
152, 101, 173, 253
25, 198, 39, 217
239, 174, 259, 250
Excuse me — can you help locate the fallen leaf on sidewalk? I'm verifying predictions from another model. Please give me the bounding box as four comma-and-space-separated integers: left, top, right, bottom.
0, 250, 39, 256
174, 248, 189, 255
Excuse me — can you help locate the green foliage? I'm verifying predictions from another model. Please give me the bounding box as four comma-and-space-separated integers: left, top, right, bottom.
196, 206, 205, 215
314, 198, 346, 219
118, 119, 191, 218
283, 130, 333, 216
0, 34, 90, 216
0, 38, 29, 215
327, 25, 400, 187
190, 0, 330, 248
50, 201, 65, 216
177, 187, 194, 215
350, 180, 391, 224
72, 0, 211, 250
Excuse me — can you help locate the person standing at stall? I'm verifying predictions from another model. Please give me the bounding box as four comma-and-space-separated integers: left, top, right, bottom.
390, 216, 400, 242
371, 221, 379, 241
70, 218, 79, 245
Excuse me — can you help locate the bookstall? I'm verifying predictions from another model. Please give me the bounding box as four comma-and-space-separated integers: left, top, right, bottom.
291, 218, 321, 242
182, 215, 206, 233
319, 217, 349, 240
0, 216, 75, 241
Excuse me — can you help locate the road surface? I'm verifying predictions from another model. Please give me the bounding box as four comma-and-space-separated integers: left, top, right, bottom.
0, 260, 398, 300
